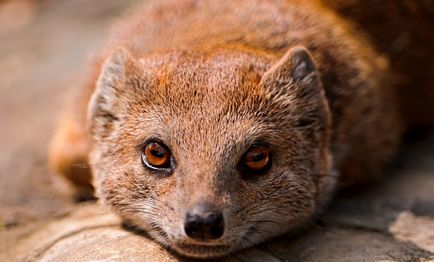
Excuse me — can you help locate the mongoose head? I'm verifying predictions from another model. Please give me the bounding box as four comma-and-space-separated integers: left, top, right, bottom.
88, 46, 334, 258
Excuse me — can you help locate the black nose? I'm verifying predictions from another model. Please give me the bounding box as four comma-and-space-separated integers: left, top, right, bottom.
184, 203, 224, 240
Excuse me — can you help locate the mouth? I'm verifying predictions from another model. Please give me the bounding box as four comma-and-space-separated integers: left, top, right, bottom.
173, 242, 233, 258
142, 225, 234, 258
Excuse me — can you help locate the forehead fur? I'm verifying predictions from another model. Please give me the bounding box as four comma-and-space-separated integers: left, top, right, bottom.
91, 47, 328, 168
121, 50, 282, 152
140, 50, 273, 108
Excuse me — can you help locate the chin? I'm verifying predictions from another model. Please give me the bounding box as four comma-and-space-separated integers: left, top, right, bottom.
171, 242, 235, 259
141, 225, 235, 259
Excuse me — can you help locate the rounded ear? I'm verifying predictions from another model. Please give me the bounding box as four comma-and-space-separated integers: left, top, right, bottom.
261, 46, 330, 130
87, 47, 143, 140
261, 46, 320, 94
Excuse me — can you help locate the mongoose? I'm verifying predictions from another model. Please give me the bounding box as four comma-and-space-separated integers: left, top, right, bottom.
48, 0, 433, 258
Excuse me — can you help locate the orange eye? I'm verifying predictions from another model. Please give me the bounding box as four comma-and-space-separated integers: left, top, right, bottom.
142, 142, 172, 169
240, 145, 271, 175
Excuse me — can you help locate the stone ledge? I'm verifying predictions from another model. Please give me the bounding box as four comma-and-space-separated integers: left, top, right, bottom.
3, 204, 433, 262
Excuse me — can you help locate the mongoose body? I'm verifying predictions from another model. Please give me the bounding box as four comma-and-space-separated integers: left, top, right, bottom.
49, 0, 426, 258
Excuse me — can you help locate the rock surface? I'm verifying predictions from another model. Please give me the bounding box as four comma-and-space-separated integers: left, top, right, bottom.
3, 201, 433, 261
0, 0, 433, 261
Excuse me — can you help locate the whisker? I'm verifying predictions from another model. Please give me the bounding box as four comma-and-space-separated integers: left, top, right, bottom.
248, 226, 268, 243
309, 172, 338, 178
247, 219, 287, 228
151, 196, 176, 212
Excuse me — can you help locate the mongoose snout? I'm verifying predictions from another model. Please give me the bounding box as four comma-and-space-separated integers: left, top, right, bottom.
184, 202, 225, 241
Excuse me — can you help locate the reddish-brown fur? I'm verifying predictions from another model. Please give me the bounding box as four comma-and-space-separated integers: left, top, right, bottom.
48, 0, 429, 258
324, 0, 434, 128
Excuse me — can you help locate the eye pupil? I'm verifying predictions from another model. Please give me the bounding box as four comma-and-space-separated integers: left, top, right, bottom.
151, 148, 165, 158
250, 153, 265, 162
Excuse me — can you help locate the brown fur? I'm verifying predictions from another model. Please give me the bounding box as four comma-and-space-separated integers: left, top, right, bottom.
48, 0, 407, 258
324, 0, 434, 128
